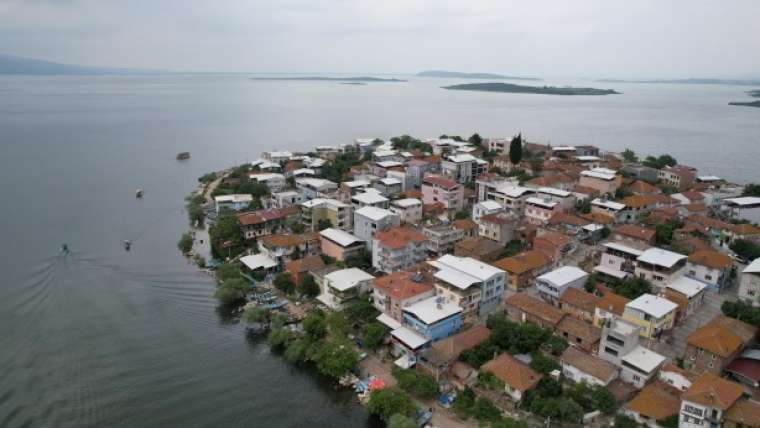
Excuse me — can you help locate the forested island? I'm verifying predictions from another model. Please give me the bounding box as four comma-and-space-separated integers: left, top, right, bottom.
729, 100, 760, 108
748, 90, 760, 98
251, 76, 405, 82
417, 70, 540, 80
442, 82, 620, 96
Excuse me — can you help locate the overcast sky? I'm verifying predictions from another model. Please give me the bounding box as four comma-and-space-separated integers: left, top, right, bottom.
1, 0, 759, 78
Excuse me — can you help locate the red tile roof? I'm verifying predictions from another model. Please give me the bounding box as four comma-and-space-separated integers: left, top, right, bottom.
371, 271, 433, 301
375, 226, 427, 250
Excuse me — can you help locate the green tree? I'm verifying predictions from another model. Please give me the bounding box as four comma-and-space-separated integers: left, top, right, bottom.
303, 311, 327, 341
451, 387, 476, 419
366, 388, 415, 421
472, 397, 502, 423
326, 311, 350, 337
722, 300, 760, 327
284, 338, 311, 364
614, 415, 639, 428
658, 415, 679, 428
509, 133, 523, 165
313, 339, 359, 379
317, 218, 333, 231
529, 352, 560, 374
267, 327, 293, 348
297, 273, 320, 298
468, 133, 483, 146
286, 175, 296, 188
244, 306, 271, 324
363, 322, 387, 350
655, 219, 683, 246
621, 148, 638, 163
290, 222, 304, 234
392, 367, 439, 400
273, 273, 296, 294
178, 232, 193, 254
454, 210, 470, 220
615, 277, 653, 299
345, 298, 379, 324
742, 183, 760, 197
215, 262, 243, 283
345, 249, 372, 270
198, 172, 217, 184
208, 211, 243, 259
643, 154, 678, 169
214, 286, 245, 306
387, 413, 416, 428
730, 239, 760, 261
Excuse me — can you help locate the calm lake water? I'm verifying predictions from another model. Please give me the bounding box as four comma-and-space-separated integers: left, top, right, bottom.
0, 74, 758, 427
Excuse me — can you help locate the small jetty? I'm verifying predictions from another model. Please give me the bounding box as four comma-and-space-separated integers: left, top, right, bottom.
176, 152, 191, 160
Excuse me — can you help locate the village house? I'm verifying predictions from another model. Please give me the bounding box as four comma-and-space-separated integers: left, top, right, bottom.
351, 189, 390, 210
481, 353, 542, 402
504, 293, 566, 330
284, 255, 324, 286
684, 315, 757, 376
428, 254, 506, 321
374, 177, 403, 197
622, 294, 678, 339
686, 250, 734, 291
560, 346, 618, 386
556, 315, 601, 353
546, 212, 592, 235
319, 228, 364, 261
664, 275, 708, 321
453, 218, 479, 239
626, 180, 662, 196
258, 232, 321, 267
353, 206, 400, 250
236, 206, 300, 240
401, 296, 463, 342
598, 318, 666, 388
559, 287, 601, 323
454, 237, 503, 262
525, 174, 576, 191
679, 372, 744, 428
659, 165, 696, 191
591, 198, 627, 223
300, 198, 352, 231
268, 190, 305, 209
593, 241, 649, 282
739, 259, 760, 306
475, 177, 535, 214
421, 175, 464, 213
477, 212, 517, 245
613, 224, 657, 246
296, 177, 338, 199
592, 287, 631, 328
623, 380, 682, 427
214, 194, 253, 213
533, 230, 573, 264
417, 325, 491, 382
371, 271, 435, 322
406, 159, 431, 189
579, 168, 622, 196
339, 179, 372, 200
535, 266, 589, 306
472, 200, 504, 222
534, 186, 576, 210
372, 226, 428, 273
317, 267, 375, 310
492, 250, 552, 291
261, 150, 292, 164
635, 247, 688, 292
524, 197, 561, 225
389, 198, 422, 225
723, 399, 760, 428
423, 224, 465, 256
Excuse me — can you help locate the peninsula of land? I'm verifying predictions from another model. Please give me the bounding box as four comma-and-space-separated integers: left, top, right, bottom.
598, 78, 760, 86
417, 70, 540, 81
729, 100, 760, 108
251, 76, 405, 82
443, 82, 620, 95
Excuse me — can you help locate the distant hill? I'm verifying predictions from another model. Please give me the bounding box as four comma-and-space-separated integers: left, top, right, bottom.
729, 100, 760, 108
748, 90, 760, 98
250, 76, 405, 82
442, 82, 619, 96
598, 78, 760, 86
417, 70, 540, 81
0, 54, 162, 75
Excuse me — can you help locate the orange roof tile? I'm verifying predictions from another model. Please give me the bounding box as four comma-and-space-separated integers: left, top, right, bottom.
374, 226, 427, 250
560, 288, 601, 314
491, 250, 550, 275
595, 290, 630, 316
371, 271, 433, 301
482, 353, 542, 393
505, 293, 565, 326
614, 224, 656, 242
688, 250, 733, 269
561, 347, 617, 382
682, 372, 743, 410
625, 381, 682, 420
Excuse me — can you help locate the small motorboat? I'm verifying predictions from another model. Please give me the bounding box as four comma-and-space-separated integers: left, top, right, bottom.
176, 152, 191, 160
124, 240, 132, 251
60, 243, 69, 254
135, 189, 144, 198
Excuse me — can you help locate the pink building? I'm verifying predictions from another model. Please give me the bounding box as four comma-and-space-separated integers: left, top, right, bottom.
579, 168, 622, 196
421, 175, 464, 212
319, 228, 365, 261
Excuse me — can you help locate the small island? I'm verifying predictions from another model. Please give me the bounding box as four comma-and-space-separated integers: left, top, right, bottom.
729, 100, 760, 108
251, 76, 405, 82
748, 90, 760, 98
442, 82, 620, 96
417, 70, 540, 81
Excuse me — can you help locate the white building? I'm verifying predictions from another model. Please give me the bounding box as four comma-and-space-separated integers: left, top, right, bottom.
440, 153, 487, 184
535, 187, 576, 211
214, 194, 253, 213
635, 248, 687, 292
371, 226, 428, 274
318, 268, 375, 310
352, 190, 390, 210
428, 254, 506, 320
374, 177, 403, 197
665, 276, 707, 319
524, 197, 560, 225
619, 345, 666, 389
472, 200, 504, 222
536, 266, 589, 305
296, 177, 338, 199
249, 173, 287, 192
739, 258, 760, 307
560, 346, 618, 387
353, 206, 400, 250
390, 198, 423, 225
261, 150, 292, 163
591, 198, 627, 223
476, 178, 535, 214
593, 241, 648, 282
268, 190, 305, 209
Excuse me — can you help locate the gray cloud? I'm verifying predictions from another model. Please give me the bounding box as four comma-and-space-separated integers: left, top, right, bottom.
0, 0, 758, 77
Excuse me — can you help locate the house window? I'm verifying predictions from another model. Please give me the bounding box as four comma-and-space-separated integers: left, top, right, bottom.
633, 374, 641, 382
689, 270, 696, 276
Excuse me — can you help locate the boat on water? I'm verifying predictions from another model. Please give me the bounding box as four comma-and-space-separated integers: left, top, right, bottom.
124, 240, 132, 251
60, 243, 69, 254
176, 152, 191, 160
135, 189, 144, 198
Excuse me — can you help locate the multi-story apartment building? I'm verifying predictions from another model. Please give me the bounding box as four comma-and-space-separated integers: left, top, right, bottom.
686, 250, 733, 291
440, 154, 487, 184
371, 271, 435, 321
351, 189, 390, 210
593, 241, 648, 282
353, 206, 400, 251
659, 165, 696, 191
389, 198, 423, 225
622, 294, 678, 339
535, 266, 589, 306
300, 198, 352, 231
421, 175, 464, 212
428, 254, 506, 321
371, 226, 428, 273
296, 177, 338, 199
679, 373, 744, 428
249, 173, 287, 192
579, 168, 622, 196
423, 224, 465, 256
684, 315, 757, 376
634, 248, 687, 292
739, 258, 760, 306
477, 212, 517, 245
